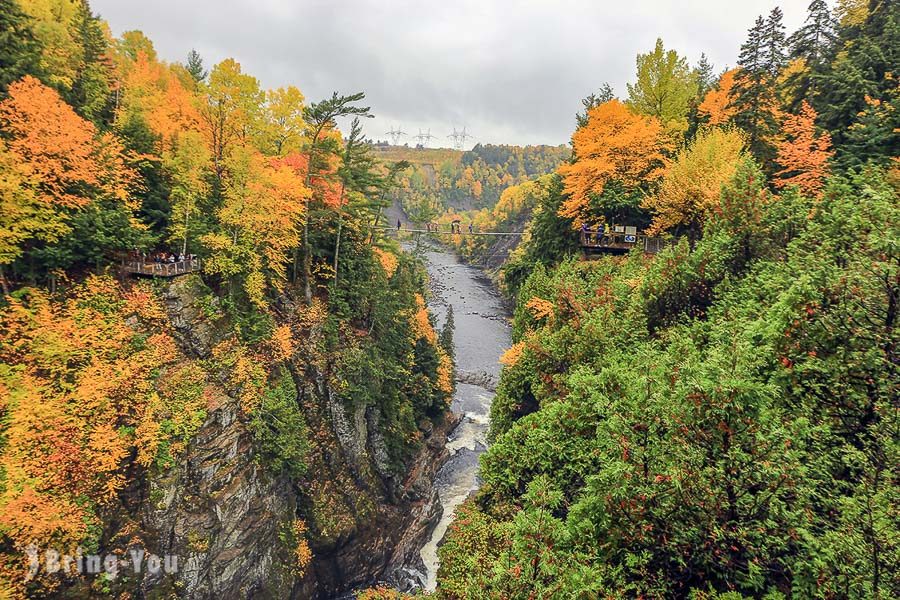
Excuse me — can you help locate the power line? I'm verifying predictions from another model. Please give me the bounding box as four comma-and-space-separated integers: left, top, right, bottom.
412, 128, 437, 147
447, 126, 474, 149
385, 126, 406, 146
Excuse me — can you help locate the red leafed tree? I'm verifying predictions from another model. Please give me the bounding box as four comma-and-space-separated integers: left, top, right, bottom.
774, 101, 834, 197
273, 152, 342, 208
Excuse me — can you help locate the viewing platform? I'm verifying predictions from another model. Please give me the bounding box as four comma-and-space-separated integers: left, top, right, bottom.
123, 258, 201, 278
580, 230, 667, 255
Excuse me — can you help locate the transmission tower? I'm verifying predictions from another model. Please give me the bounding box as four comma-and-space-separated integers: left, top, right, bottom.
385, 126, 406, 146
413, 128, 437, 147
447, 126, 474, 149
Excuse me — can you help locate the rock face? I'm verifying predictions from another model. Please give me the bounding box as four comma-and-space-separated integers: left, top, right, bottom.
141, 391, 297, 599
138, 276, 455, 599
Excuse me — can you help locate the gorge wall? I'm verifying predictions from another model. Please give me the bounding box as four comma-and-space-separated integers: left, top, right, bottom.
132, 275, 456, 599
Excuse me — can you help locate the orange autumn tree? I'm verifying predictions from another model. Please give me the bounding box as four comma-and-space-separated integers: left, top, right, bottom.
408, 294, 453, 396
0, 277, 208, 593
558, 100, 668, 223
273, 151, 343, 208
698, 68, 738, 126
774, 100, 834, 197
117, 50, 201, 151
0, 76, 136, 269
0, 76, 132, 209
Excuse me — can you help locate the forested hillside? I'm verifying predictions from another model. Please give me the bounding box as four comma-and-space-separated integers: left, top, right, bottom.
0, 0, 455, 597
436, 0, 899, 598
374, 143, 568, 221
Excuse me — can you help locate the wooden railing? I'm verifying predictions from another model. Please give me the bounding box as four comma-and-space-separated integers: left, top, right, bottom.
123, 258, 201, 277
580, 232, 667, 254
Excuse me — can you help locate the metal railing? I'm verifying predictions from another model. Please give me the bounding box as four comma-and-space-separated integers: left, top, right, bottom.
123, 258, 201, 277
580, 232, 666, 254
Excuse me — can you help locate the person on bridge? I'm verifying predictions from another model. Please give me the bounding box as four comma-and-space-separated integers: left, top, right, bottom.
468, 223, 474, 234
596, 223, 605, 244
397, 219, 402, 230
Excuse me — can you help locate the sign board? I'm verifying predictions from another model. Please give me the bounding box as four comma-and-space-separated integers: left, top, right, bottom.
624, 235, 637, 243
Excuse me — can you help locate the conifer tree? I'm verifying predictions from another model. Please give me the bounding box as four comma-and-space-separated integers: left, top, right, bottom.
790, 0, 838, 70
817, 0, 900, 161
186, 49, 207, 83
732, 15, 780, 167
685, 53, 715, 138
576, 83, 615, 129
0, 0, 43, 96
440, 304, 454, 361
69, 0, 114, 125
783, 0, 838, 108
694, 53, 715, 97
761, 7, 787, 77
298, 92, 371, 302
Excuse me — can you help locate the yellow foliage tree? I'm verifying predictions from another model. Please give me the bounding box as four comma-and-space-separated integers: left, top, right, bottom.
525, 297, 555, 322
260, 86, 306, 155
0, 277, 195, 592
500, 341, 526, 368
643, 126, 747, 235
372, 247, 399, 278
0, 141, 67, 273
17, 0, 83, 90
201, 146, 309, 307
198, 59, 263, 177
117, 51, 201, 151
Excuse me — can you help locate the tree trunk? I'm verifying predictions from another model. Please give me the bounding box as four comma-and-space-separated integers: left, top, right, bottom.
332, 183, 347, 290
303, 198, 312, 304
369, 212, 380, 244
333, 218, 343, 289
302, 127, 326, 305
182, 209, 189, 256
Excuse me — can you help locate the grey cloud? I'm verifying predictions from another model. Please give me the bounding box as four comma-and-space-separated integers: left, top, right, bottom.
92, 0, 814, 147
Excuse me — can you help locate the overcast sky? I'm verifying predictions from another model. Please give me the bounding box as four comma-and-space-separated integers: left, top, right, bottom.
92, 0, 814, 149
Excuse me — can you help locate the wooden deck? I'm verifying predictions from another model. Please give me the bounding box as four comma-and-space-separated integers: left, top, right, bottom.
580, 232, 666, 255
123, 258, 201, 277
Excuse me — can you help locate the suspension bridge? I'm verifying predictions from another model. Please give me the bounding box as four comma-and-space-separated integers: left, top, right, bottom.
374, 226, 524, 236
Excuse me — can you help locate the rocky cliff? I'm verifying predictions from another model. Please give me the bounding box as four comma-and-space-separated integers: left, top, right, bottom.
132, 275, 455, 599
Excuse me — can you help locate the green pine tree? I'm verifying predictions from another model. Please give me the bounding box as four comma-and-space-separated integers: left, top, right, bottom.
69, 0, 114, 125
186, 49, 207, 83
785, 0, 838, 108
732, 15, 780, 167
0, 0, 43, 96
817, 0, 900, 163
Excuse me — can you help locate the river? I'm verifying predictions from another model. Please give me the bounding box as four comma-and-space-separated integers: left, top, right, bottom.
416, 245, 512, 591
